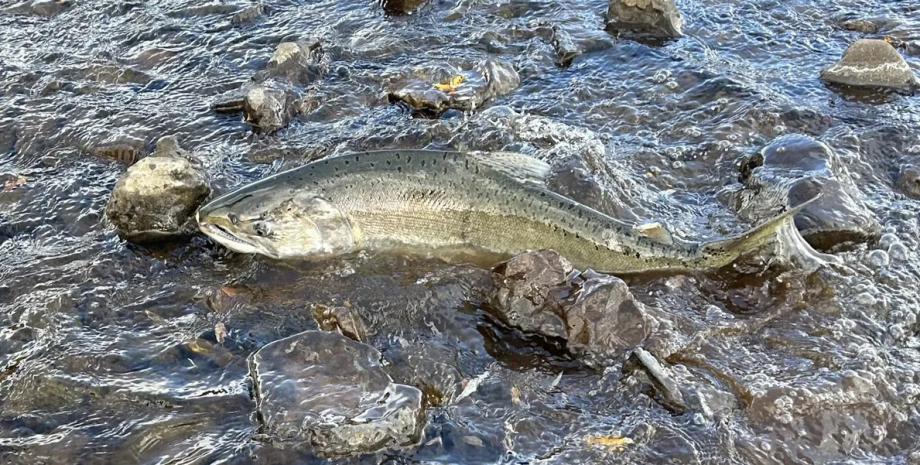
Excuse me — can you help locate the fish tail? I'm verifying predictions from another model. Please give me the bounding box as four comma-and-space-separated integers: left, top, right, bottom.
693, 195, 828, 269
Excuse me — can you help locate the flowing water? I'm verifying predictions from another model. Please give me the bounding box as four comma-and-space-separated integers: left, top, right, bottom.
1, 0, 920, 463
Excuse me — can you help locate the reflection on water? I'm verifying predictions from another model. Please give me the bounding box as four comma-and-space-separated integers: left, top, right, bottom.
1, 0, 920, 463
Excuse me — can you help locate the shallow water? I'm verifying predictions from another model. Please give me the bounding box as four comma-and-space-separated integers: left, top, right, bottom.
1, 0, 920, 463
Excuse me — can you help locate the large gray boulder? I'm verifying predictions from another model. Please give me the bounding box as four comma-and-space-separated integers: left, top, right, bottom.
250, 331, 425, 457
489, 251, 656, 368
605, 0, 683, 40
738, 134, 881, 251
105, 142, 209, 243
820, 39, 919, 92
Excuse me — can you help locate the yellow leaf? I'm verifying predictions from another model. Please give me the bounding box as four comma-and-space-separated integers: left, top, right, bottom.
586, 435, 634, 451
434, 75, 465, 93
510, 386, 521, 404
4, 175, 26, 190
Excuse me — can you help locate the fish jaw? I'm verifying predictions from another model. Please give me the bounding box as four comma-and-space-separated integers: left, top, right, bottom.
197, 209, 281, 258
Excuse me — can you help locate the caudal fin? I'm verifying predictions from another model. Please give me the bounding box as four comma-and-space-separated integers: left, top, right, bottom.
694, 195, 837, 270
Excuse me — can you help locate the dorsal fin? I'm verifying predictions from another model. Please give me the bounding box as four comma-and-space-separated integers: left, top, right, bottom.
466, 151, 551, 187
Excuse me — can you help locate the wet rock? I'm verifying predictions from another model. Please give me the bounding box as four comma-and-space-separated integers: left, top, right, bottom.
383, 345, 463, 406
152, 136, 191, 160
897, 165, 920, 198
841, 19, 878, 34
549, 26, 581, 68
105, 156, 210, 243
92, 142, 145, 166
253, 40, 328, 86
623, 348, 687, 412
230, 3, 264, 25
605, 0, 683, 40
820, 39, 919, 92
489, 251, 655, 367
250, 331, 425, 456
388, 59, 519, 115
242, 81, 303, 133
381, 0, 428, 16
312, 304, 367, 343
738, 134, 881, 250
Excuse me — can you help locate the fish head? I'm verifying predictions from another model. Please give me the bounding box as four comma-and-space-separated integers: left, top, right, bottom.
197, 186, 356, 259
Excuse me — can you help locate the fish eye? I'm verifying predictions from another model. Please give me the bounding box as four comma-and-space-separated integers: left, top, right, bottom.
228, 212, 239, 225
254, 221, 272, 237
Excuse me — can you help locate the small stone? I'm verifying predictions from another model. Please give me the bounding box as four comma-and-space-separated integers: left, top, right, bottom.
152, 136, 190, 159
605, 0, 683, 40
623, 348, 688, 413
388, 59, 519, 115
550, 26, 581, 68
242, 83, 301, 133
104, 157, 210, 242
312, 304, 368, 343
230, 3, 264, 25
253, 40, 327, 86
820, 39, 919, 92
897, 165, 920, 198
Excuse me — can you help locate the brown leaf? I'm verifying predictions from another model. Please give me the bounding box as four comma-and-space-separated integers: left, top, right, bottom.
3, 176, 26, 190
586, 435, 634, 451
215, 322, 228, 344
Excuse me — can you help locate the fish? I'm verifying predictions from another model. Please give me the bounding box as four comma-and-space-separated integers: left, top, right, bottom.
196, 149, 822, 274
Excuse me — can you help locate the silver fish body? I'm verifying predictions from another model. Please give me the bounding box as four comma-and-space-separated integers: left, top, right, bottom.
197, 150, 814, 274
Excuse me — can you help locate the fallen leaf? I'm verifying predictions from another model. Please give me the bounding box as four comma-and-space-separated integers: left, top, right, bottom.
434, 75, 465, 93
510, 386, 521, 404
220, 286, 240, 297
3, 175, 26, 190
586, 435, 634, 452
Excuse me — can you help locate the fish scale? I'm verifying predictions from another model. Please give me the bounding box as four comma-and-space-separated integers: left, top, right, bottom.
197, 150, 819, 274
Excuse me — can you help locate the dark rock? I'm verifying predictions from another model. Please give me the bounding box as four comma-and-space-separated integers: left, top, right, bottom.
250, 331, 425, 456
738, 134, 881, 250
897, 165, 920, 198
820, 39, 919, 92
388, 59, 519, 115
381, 0, 428, 15
242, 81, 303, 133
605, 0, 683, 40
253, 41, 328, 87
382, 346, 463, 406
489, 251, 655, 367
841, 19, 878, 34
211, 88, 246, 114
105, 156, 210, 243
312, 304, 367, 343
549, 26, 581, 68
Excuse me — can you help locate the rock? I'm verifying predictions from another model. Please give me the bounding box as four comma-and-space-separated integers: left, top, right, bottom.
242, 81, 302, 133
820, 39, 919, 92
105, 157, 210, 242
489, 250, 572, 340
253, 40, 328, 86
897, 165, 920, 198
250, 331, 425, 456
92, 143, 145, 166
312, 304, 367, 343
382, 346, 463, 406
152, 136, 190, 159
738, 134, 881, 250
605, 0, 683, 40
489, 251, 655, 367
230, 3, 264, 25
841, 19, 878, 34
623, 348, 687, 412
549, 26, 581, 68
381, 0, 428, 15
564, 274, 654, 365
388, 59, 519, 115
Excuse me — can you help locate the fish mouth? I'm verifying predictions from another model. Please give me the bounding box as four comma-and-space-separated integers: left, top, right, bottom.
197, 212, 281, 258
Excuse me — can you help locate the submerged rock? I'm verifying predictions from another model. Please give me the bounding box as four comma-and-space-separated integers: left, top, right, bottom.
841, 19, 878, 34
230, 3, 264, 25
253, 40, 328, 86
388, 59, 520, 115
820, 39, 919, 92
242, 81, 303, 133
250, 331, 425, 456
312, 304, 367, 343
105, 155, 210, 242
897, 165, 920, 198
489, 251, 655, 367
381, 0, 428, 15
738, 134, 881, 250
605, 0, 683, 40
